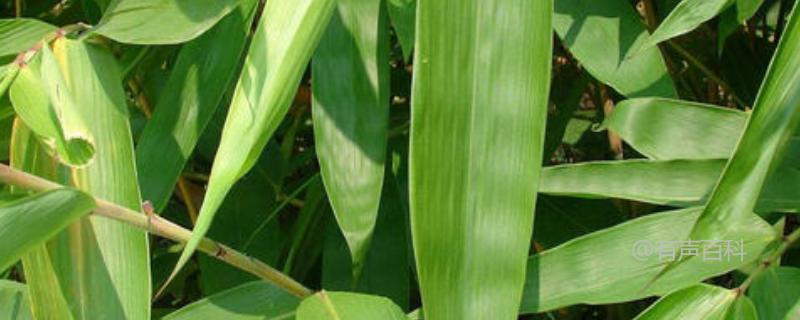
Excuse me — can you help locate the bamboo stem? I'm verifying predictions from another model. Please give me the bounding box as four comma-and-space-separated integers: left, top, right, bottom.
0, 163, 313, 298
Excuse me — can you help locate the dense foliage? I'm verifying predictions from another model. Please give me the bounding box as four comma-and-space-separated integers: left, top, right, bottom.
0, 0, 799, 319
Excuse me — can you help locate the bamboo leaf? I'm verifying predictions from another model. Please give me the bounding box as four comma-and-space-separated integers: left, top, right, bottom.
10, 45, 95, 167
0, 280, 31, 320
748, 267, 800, 320
553, 0, 677, 97
410, 1, 552, 318
540, 159, 724, 206
296, 291, 406, 320
0, 19, 56, 57
638, 0, 734, 53
387, 0, 416, 60
0, 189, 94, 271
602, 98, 747, 160
520, 207, 775, 313
94, 0, 241, 44
11, 38, 151, 319
634, 284, 756, 320
171, 0, 335, 288
163, 282, 300, 320
135, 0, 259, 211
312, 0, 390, 281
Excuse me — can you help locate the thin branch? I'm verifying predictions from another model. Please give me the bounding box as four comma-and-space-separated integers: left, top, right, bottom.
737, 226, 800, 293
0, 163, 313, 298
665, 41, 746, 107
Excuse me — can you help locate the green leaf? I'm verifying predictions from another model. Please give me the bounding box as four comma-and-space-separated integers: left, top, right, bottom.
553, 0, 677, 97
171, 0, 335, 286
0, 189, 94, 272
387, 0, 416, 61
520, 207, 775, 313
603, 98, 747, 160
94, 0, 241, 44
10, 44, 95, 167
296, 291, 406, 320
0, 280, 31, 320
0, 19, 56, 57
12, 38, 151, 319
136, 0, 259, 212
410, 0, 552, 318
639, 0, 734, 53
540, 159, 725, 206
312, 0, 389, 281
162, 282, 300, 320
749, 267, 800, 320
635, 284, 756, 319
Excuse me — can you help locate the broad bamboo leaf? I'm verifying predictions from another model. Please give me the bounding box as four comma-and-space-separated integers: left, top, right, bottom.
10, 45, 94, 167
749, 267, 800, 320
674, 1, 800, 273
172, 0, 336, 286
94, 0, 240, 44
387, 0, 416, 60
52, 38, 150, 319
312, 0, 389, 281
0, 19, 56, 57
635, 284, 756, 319
0, 189, 94, 271
11, 38, 151, 319
520, 207, 775, 313
602, 98, 747, 160
136, 0, 259, 211
540, 159, 724, 206
296, 291, 406, 320
163, 282, 300, 320
639, 0, 734, 52
553, 0, 677, 98
410, 0, 552, 318
0, 280, 31, 320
